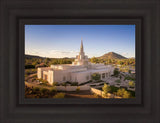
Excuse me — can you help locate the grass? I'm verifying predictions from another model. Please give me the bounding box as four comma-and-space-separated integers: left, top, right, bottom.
53, 93, 65, 98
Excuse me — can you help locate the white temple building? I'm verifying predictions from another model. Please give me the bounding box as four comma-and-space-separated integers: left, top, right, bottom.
37, 40, 114, 85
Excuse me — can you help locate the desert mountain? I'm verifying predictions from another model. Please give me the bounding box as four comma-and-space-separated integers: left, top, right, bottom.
25, 54, 75, 59
25, 54, 45, 59
98, 52, 127, 59
25, 52, 127, 59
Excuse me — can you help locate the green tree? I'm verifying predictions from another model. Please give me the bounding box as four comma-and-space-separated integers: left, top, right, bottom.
102, 83, 111, 97
113, 68, 120, 77
40, 88, 48, 93
117, 88, 125, 97
123, 91, 130, 98
50, 87, 57, 93
91, 73, 101, 81
90, 57, 99, 63
128, 81, 135, 87
117, 88, 130, 98
25, 64, 35, 69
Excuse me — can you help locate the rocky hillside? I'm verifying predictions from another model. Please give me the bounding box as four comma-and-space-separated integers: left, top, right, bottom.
98, 52, 127, 59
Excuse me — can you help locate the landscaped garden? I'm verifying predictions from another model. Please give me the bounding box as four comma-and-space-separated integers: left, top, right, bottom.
25, 85, 65, 98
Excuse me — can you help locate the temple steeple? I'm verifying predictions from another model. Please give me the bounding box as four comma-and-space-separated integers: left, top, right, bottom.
72, 38, 89, 66
80, 38, 84, 53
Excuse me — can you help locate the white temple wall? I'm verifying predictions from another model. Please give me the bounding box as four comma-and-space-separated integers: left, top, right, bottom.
37, 68, 42, 79
47, 70, 54, 85
71, 72, 91, 83
53, 70, 70, 83
37, 67, 52, 79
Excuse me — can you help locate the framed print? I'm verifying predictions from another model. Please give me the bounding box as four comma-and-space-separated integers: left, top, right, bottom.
19, 19, 141, 104
24, 24, 136, 100
0, 0, 160, 122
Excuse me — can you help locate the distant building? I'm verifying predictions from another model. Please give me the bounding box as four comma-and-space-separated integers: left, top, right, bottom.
37, 40, 114, 85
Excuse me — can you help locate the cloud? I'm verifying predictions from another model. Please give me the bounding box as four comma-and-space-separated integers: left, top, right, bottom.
122, 52, 128, 56
25, 48, 40, 55
47, 50, 78, 58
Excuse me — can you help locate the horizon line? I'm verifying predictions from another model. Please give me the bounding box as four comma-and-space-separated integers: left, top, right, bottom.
25, 52, 135, 59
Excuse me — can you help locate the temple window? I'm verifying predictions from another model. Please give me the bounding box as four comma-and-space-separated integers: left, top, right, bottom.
106, 73, 108, 77
63, 76, 66, 81
102, 73, 105, 79
86, 75, 89, 80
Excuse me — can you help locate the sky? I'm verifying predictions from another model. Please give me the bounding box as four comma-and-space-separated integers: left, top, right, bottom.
25, 25, 135, 58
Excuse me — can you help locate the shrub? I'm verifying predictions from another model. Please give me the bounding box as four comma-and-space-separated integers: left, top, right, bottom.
50, 87, 57, 93
95, 80, 103, 83
40, 88, 48, 93
119, 76, 122, 79
127, 90, 135, 97
66, 81, 72, 85
115, 79, 121, 83
53, 93, 65, 98
102, 83, 111, 97
33, 87, 40, 91
25, 64, 35, 69
71, 82, 78, 86
128, 81, 135, 87
91, 73, 101, 81
117, 88, 130, 98
52, 82, 58, 86
93, 94, 99, 98
32, 78, 36, 82
42, 80, 48, 83
124, 75, 135, 81
123, 91, 130, 98
76, 87, 80, 92
117, 88, 125, 97
61, 82, 67, 86
128, 70, 131, 74
113, 68, 120, 77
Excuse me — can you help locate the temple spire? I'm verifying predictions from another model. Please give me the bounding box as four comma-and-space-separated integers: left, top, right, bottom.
80, 38, 84, 53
